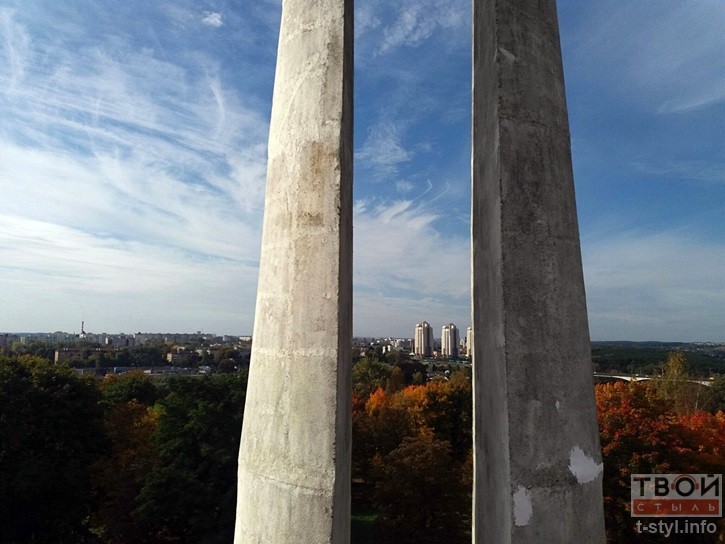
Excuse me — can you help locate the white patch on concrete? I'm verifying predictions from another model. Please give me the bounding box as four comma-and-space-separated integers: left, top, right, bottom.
555, 400, 561, 411
498, 46, 517, 63
568, 446, 603, 484
513, 486, 533, 526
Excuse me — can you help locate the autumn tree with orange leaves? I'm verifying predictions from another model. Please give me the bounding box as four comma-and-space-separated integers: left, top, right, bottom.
596, 380, 725, 543
352, 371, 473, 543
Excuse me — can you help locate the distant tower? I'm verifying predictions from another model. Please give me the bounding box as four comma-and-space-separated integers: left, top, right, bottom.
466, 326, 473, 358
441, 323, 460, 358
414, 322, 433, 358
79, 321, 86, 339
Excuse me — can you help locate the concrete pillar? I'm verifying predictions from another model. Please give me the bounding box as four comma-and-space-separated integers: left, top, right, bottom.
471, 1, 606, 542
234, 0, 352, 541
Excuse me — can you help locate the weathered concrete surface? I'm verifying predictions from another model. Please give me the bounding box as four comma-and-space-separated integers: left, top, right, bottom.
234, 0, 353, 542
471, 1, 605, 542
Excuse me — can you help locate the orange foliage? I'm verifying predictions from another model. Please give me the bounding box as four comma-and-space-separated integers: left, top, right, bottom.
352, 391, 366, 413
676, 410, 725, 473
595, 381, 725, 543
392, 385, 429, 426
365, 387, 390, 415
353, 374, 474, 543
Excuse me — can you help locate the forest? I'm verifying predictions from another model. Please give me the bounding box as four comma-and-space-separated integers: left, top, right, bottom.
0, 351, 723, 543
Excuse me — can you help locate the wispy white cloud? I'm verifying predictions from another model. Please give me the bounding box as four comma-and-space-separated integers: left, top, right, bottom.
377, 0, 466, 54
0, 5, 269, 333
2, 1, 721, 344
357, 121, 412, 179
354, 199, 468, 291
356, 4, 381, 36
570, 1, 725, 113
0, 8, 29, 90
0, 216, 259, 333
353, 199, 470, 335
201, 11, 223, 28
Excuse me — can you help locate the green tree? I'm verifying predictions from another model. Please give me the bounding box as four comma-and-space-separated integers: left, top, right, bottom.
419, 373, 472, 461
100, 371, 163, 409
394, 360, 427, 385
9, 340, 54, 360
653, 351, 709, 414
655, 351, 688, 396
116, 348, 132, 367
353, 357, 393, 398
92, 372, 163, 542
705, 374, 725, 412
385, 349, 409, 366
0, 355, 105, 543
217, 358, 237, 373
384, 366, 405, 394
134, 373, 248, 543
92, 400, 160, 544
130, 346, 164, 367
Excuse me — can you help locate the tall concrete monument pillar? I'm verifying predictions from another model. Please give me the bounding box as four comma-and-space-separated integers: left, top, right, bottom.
471, 1, 606, 542
234, 0, 352, 542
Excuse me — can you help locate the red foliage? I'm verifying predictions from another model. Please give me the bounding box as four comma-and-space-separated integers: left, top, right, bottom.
595, 381, 725, 543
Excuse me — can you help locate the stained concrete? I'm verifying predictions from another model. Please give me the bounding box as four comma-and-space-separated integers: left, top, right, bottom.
234, 0, 353, 542
471, 1, 606, 542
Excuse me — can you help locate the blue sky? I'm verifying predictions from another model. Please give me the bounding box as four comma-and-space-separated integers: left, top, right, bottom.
0, 1, 723, 341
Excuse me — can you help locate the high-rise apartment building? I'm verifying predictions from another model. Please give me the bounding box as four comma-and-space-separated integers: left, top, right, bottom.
441, 323, 459, 358
466, 326, 473, 358
413, 321, 434, 357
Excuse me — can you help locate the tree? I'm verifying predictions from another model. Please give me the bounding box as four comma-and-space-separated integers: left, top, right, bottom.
217, 358, 237, 373
371, 428, 469, 543
675, 410, 725, 475
134, 373, 248, 544
0, 355, 105, 543
653, 351, 690, 412
353, 388, 413, 480
130, 346, 164, 367
351, 372, 474, 543
353, 357, 393, 398
418, 374, 472, 461
652, 350, 715, 414
394, 360, 427, 386
116, 348, 132, 367
92, 400, 160, 544
705, 374, 725, 412
384, 366, 405, 394
385, 349, 409, 366
99, 371, 163, 409
596, 381, 724, 543
90, 372, 165, 541
381, 375, 473, 464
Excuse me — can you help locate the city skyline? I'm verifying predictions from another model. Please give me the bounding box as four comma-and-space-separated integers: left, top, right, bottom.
1, 2, 723, 340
